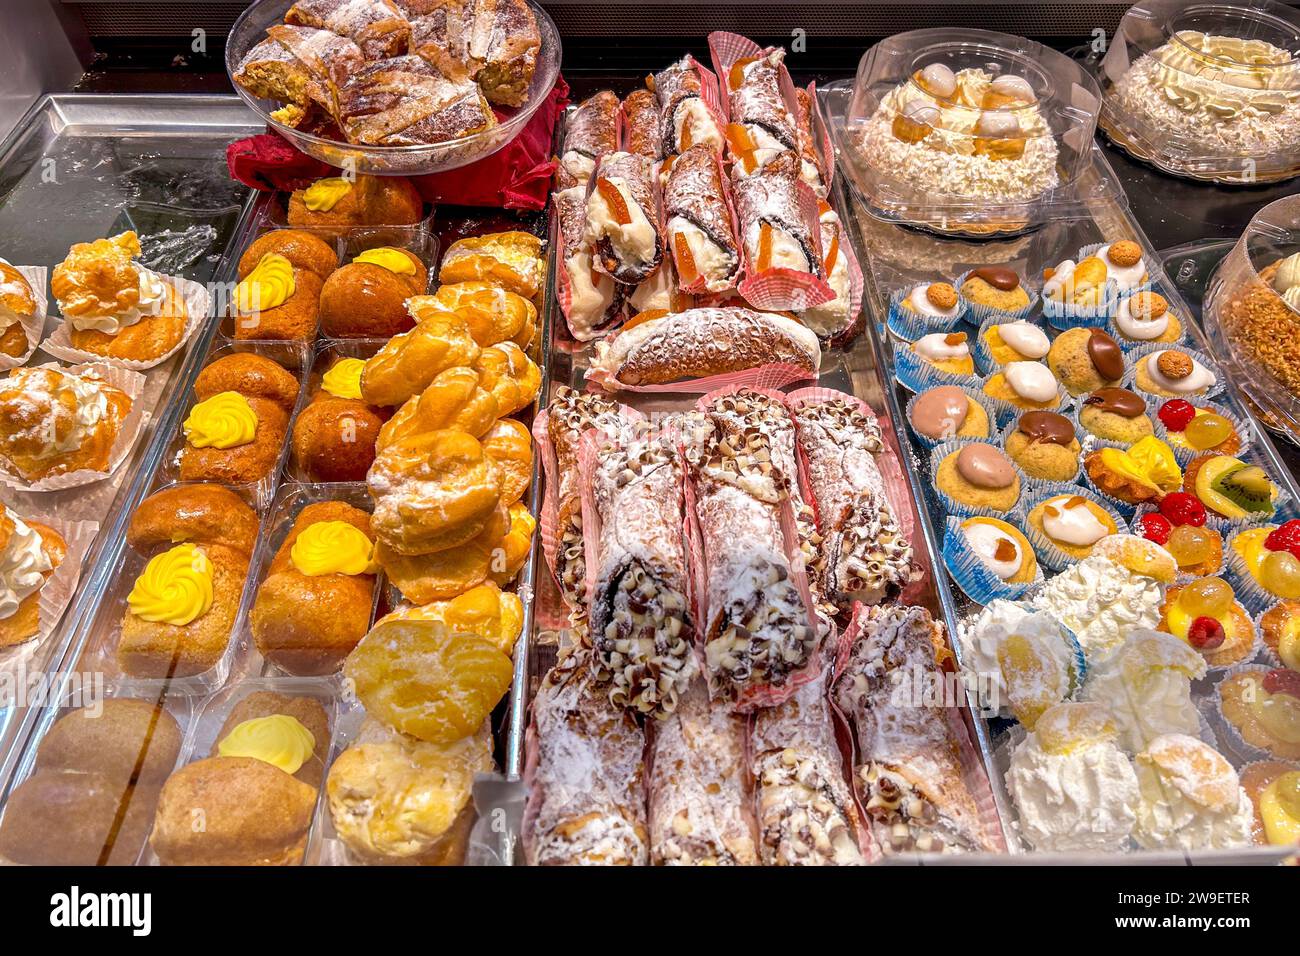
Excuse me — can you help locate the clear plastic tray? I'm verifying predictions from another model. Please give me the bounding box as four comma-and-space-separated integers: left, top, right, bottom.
1204, 195, 1300, 438
225, 0, 563, 176
836, 29, 1105, 237
285, 338, 389, 484
1099, 0, 1300, 185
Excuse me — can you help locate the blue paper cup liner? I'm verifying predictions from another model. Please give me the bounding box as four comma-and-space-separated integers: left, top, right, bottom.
1130, 501, 1230, 583
998, 413, 1086, 486
972, 313, 1052, 375
893, 339, 980, 393
1108, 294, 1192, 354
1213, 664, 1288, 763
1021, 483, 1130, 572
943, 514, 1041, 606
1154, 399, 1252, 467
1121, 341, 1225, 403
953, 269, 1039, 326
1072, 389, 1160, 449
929, 438, 1028, 518
1077, 240, 1157, 298
1041, 278, 1119, 330
886, 284, 968, 342
905, 382, 999, 450
976, 368, 1072, 430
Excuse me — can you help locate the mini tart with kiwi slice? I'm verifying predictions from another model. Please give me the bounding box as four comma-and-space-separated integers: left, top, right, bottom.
1084, 435, 1181, 506
1232, 519, 1300, 602
1185, 454, 1279, 521
1156, 399, 1241, 456
959, 516, 1037, 584
1027, 493, 1119, 562
982, 360, 1062, 411
1260, 600, 1300, 672
908, 330, 975, 377
1159, 577, 1257, 668
1239, 761, 1300, 846
1219, 668, 1300, 761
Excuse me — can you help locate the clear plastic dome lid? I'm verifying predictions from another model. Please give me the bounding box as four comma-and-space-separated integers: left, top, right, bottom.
841, 29, 1101, 237
1101, 0, 1300, 183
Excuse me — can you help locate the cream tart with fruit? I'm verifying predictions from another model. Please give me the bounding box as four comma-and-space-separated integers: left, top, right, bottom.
1184, 455, 1279, 522
1159, 577, 1256, 669
1084, 435, 1181, 506
1134, 493, 1223, 579
1261, 601, 1300, 673
1239, 762, 1300, 847
1218, 668, 1300, 762
1231, 520, 1300, 603
1156, 399, 1241, 457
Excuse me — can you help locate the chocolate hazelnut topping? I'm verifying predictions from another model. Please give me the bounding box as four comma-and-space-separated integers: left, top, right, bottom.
1086, 328, 1125, 382
955, 443, 1015, 489
1018, 411, 1075, 446
972, 266, 1020, 292
1084, 387, 1145, 418
912, 385, 970, 439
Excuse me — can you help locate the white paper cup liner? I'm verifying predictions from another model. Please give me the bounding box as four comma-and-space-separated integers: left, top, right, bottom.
0, 362, 149, 492
0, 514, 99, 670
1212, 663, 1296, 764
40, 275, 211, 371
0, 265, 48, 373
1121, 341, 1225, 403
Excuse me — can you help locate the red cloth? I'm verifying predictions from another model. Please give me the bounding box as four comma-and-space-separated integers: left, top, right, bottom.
225, 76, 570, 211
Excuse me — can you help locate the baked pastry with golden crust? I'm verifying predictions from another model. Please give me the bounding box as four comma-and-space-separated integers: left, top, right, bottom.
127, 483, 261, 557
37, 699, 182, 787
340, 55, 498, 146
210, 691, 332, 787
288, 174, 424, 230
407, 281, 537, 348
195, 351, 301, 409
285, 0, 411, 60
151, 756, 318, 866
0, 365, 132, 482
479, 418, 532, 505
181, 354, 298, 485
361, 316, 481, 406
407, 0, 541, 108
319, 247, 426, 337
473, 341, 541, 417
0, 261, 37, 358
238, 229, 339, 282
232, 252, 323, 342
233, 24, 365, 123
376, 365, 499, 450
251, 501, 378, 676
438, 231, 544, 300
0, 769, 159, 866
292, 357, 387, 482
0, 512, 66, 648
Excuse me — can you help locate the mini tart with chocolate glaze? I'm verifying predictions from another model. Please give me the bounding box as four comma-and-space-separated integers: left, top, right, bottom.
1239, 761, 1300, 846
1159, 581, 1256, 668
960, 266, 1031, 313
910, 384, 989, 442
1112, 291, 1182, 346
1260, 601, 1300, 672
1027, 493, 1118, 561
1219, 669, 1300, 761
935, 442, 1020, 512
982, 360, 1062, 411
907, 330, 974, 377
1004, 410, 1080, 482
981, 320, 1050, 367
1078, 387, 1154, 445
1084, 436, 1181, 506
1157, 401, 1241, 456
1046, 327, 1126, 397
960, 515, 1038, 584
1134, 349, 1217, 399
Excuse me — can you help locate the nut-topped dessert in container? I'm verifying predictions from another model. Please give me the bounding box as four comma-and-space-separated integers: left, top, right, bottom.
836, 29, 1102, 237
1100, 0, 1300, 184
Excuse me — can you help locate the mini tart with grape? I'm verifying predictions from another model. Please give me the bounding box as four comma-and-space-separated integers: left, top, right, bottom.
1239, 761, 1300, 846
1163, 524, 1224, 578
1260, 601, 1300, 672
1027, 494, 1118, 561
959, 516, 1038, 584
1219, 669, 1300, 761
1184, 455, 1279, 521
1159, 581, 1256, 668
1156, 401, 1241, 456
1230, 522, 1300, 603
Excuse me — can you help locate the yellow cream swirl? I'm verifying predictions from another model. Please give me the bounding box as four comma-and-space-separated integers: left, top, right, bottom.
217, 715, 316, 775
184, 391, 257, 449
321, 357, 366, 400
354, 246, 417, 275
126, 543, 214, 626
290, 520, 377, 577
302, 177, 353, 212
234, 252, 295, 313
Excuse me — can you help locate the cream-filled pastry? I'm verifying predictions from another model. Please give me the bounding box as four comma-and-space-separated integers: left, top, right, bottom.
0, 365, 132, 482
961, 600, 1078, 724
1083, 630, 1206, 753
1132, 734, 1254, 851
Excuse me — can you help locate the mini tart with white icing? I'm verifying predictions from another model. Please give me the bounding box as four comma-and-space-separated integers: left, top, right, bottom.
1027, 493, 1119, 561
899, 281, 961, 319
981, 320, 1049, 366
1112, 291, 1182, 345
959, 516, 1037, 584
1096, 240, 1148, 293
982, 360, 1062, 410
1134, 349, 1217, 399
908, 330, 974, 377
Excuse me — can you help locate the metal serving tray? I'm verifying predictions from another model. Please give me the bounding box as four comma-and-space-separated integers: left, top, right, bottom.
0, 93, 261, 795
820, 78, 1298, 864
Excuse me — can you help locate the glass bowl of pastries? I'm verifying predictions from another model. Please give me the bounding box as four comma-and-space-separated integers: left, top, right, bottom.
1204, 194, 1300, 440
225, 0, 562, 175
837, 27, 1102, 237
1098, 0, 1300, 184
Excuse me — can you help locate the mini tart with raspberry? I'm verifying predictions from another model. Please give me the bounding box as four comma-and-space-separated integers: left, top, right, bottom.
1239, 760, 1300, 846
1157, 401, 1241, 456
1260, 601, 1300, 672
1231, 522, 1300, 602
1159, 583, 1257, 668
1219, 669, 1300, 761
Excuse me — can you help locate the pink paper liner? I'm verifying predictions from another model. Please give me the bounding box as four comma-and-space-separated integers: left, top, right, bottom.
804, 81, 836, 193
811, 203, 866, 346
735, 180, 837, 312
531, 409, 562, 594
0, 264, 48, 373
576, 431, 604, 635
590, 359, 816, 395
41, 275, 212, 371
0, 362, 149, 492
708, 31, 768, 111
0, 513, 99, 669
689, 55, 729, 151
